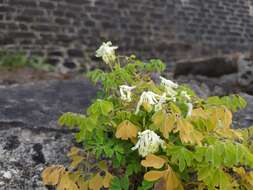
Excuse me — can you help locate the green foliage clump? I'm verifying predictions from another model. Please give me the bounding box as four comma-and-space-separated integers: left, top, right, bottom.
0, 50, 54, 71
42, 42, 253, 190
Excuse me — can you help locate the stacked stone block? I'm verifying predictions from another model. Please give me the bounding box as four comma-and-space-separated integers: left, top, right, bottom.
0, 0, 252, 71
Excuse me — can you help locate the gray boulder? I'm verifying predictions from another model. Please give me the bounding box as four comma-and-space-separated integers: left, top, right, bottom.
174, 54, 238, 77
234, 93, 253, 129
174, 52, 253, 95
0, 79, 97, 190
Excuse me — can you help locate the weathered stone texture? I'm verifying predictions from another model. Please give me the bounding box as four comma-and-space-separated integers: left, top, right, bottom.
0, 79, 97, 190
0, 0, 252, 70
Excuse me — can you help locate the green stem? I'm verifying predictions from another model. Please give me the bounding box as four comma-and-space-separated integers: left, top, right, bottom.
108, 62, 114, 71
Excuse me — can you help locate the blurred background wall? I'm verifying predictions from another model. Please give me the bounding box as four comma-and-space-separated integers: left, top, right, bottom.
0, 0, 252, 71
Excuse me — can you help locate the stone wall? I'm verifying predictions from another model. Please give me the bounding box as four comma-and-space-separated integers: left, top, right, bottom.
0, 0, 253, 71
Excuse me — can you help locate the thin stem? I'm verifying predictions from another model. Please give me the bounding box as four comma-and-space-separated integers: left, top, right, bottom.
108, 62, 114, 71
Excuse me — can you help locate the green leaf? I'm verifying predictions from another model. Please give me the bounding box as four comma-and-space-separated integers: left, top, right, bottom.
223, 142, 237, 167
145, 59, 166, 72
87, 99, 113, 116
167, 145, 194, 172
194, 146, 206, 162
206, 95, 247, 112
121, 174, 129, 190
109, 177, 122, 190
103, 145, 114, 157
205, 145, 223, 168
86, 69, 105, 84
58, 112, 86, 128
137, 180, 154, 190
197, 165, 232, 190
105, 174, 129, 190
126, 161, 141, 176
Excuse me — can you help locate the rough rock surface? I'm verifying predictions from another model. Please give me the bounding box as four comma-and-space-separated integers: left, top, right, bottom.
237, 53, 253, 94
174, 54, 238, 77
174, 52, 253, 95
175, 73, 243, 97
0, 79, 97, 190
234, 93, 253, 129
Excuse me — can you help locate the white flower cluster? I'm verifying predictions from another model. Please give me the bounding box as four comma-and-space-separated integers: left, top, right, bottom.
96, 41, 118, 65
160, 76, 178, 88
133, 77, 178, 114
135, 91, 160, 114
160, 76, 178, 98
118, 76, 181, 114
131, 130, 165, 157
119, 85, 135, 102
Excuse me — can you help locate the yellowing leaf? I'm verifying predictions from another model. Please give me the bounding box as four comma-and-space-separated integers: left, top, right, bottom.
209, 107, 225, 131
141, 154, 166, 169
163, 166, 184, 190
197, 183, 206, 190
233, 167, 246, 176
103, 172, 114, 188
115, 120, 138, 140
224, 108, 232, 128
57, 172, 79, 190
209, 107, 243, 140
146, 166, 184, 190
216, 128, 243, 140
89, 174, 104, 190
70, 155, 84, 169
42, 165, 65, 186
154, 166, 184, 190
152, 111, 176, 138
98, 160, 108, 171
191, 108, 209, 118
234, 167, 253, 188
154, 178, 166, 190
130, 137, 137, 144
144, 170, 167, 181
209, 107, 232, 129
68, 171, 81, 182
67, 147, 81, 158
77, 179, 89, 190
175, 119, 203, 146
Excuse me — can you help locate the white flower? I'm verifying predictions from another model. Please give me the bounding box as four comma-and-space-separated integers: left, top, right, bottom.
131, 130, 165, 157
160, 76, 178, 97
186, 103, 193, 117
119, 85, 135, 102
160, 76, 178, 89
135, 91, 160, 114
164, 86, 177, 97
95, 41, 118, 64
181, 91, 191, 101
154, 93, 166, 111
